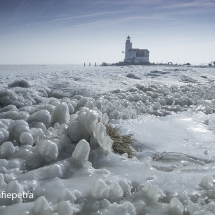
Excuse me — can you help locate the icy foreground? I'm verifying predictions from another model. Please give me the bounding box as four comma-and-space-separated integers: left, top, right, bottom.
0, 65, 215, 214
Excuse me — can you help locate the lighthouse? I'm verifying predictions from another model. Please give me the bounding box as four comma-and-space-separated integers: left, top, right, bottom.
124, 36, 150, 64
125, 36, 132, 61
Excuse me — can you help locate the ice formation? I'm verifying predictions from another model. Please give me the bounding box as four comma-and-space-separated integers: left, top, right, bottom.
1, 65, 215, 214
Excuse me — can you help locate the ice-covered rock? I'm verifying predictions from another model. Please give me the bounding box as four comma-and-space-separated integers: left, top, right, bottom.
37, 140, 58, 162
51, 102, 70, 124
91, 179, 109, 200
0, 141, 15, 158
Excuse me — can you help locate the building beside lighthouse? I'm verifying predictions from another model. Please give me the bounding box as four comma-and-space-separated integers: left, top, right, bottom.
124, 36, 149, 64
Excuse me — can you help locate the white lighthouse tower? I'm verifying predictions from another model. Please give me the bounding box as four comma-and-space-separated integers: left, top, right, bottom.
124, 36, 132, 62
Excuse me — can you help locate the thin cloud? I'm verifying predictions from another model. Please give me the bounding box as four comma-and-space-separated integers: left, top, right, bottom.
159, 0, 215, 9
2, 9, 139, 30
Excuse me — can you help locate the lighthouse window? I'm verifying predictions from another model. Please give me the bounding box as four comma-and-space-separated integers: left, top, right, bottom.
130, 52, 131, 55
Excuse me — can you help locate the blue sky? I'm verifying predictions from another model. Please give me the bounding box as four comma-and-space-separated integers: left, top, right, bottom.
0, 0, 215, 65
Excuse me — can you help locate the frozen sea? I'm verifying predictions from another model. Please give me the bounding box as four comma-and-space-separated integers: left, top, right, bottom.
1, 64, 215, 214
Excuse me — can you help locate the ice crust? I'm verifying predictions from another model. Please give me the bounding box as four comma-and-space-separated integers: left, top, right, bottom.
1, 65, 215, 214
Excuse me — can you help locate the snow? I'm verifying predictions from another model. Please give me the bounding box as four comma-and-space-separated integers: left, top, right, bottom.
0, 65, 215, 214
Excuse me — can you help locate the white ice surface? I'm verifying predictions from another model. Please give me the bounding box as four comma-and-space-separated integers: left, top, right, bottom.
0, 65, 215, 214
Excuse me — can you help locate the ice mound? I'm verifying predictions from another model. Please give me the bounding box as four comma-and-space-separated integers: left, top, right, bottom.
37, 140, 58, 162
100, 201, 136, 215
169, 197, 184, 215
58, 188, 76, 203
48, 164, 63, 178
118, 179, 132, 197
68, 108, 112, 152
57, 201, 73, 215
19, 132, 34, 146
143, 182, 166, 201
0, 127, 9, 143
126, 73, 141, 79
51, 102, 70, 124
28, 110, 51, 128
72, 139, 91, 167
8, 80, 31, 88
91, 179, 109, 200
200, 176, 215, 190
9, 120, 30, 142
109, 181, 123, 202
93, 122, 113, 151
3, 180, 23, 205
0, 141, 15, 158
68, 121, 84, 143
31, 196, 53, 215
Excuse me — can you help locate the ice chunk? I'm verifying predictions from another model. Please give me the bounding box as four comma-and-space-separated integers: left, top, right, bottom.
143, 182, 166, 201
9, 120, 29, 141
67, 102, 74, 115
28, 110, 51, 128
91, 179, 109, 200
83, 109, 99, 135
57, 201, 73, 215
72, 139, 90, 167
0, 173, 5, 188
19, 132, 34, 146
37, 140, 58, 162
8, 159, 22, 169
68, 121, 84, 143
200, 176, 214, 190
57, 124, 68, 136
0, 141, 15, 158
206, 201, 215, 213
118, 179, 132, 197
93, 122, 113, 151
101, 202, 136, 215
58, 134, 71, 150
51, 102, 70, 124
58, 188, 76, 203
48, 164, 63, 178
76, 97, 89, 110
109, 181, 123, 202
0, 128, 9, 144
30, 128, 45, 144
4, 180, 23, 205
8, 80, 31, 88
169, 197, 184, 215
152, 102, 161, 110
32, 196, 53, 215
165, 95, 175, 105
